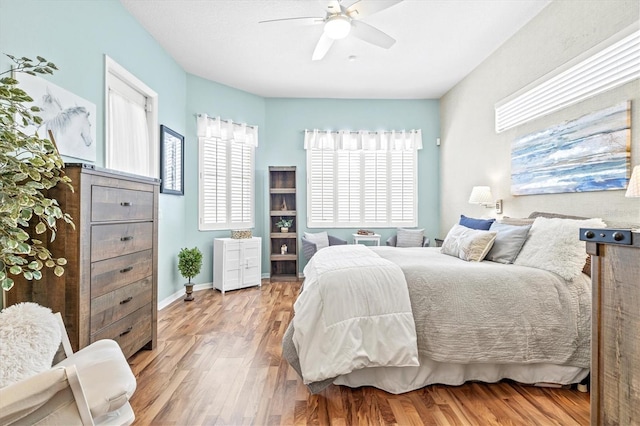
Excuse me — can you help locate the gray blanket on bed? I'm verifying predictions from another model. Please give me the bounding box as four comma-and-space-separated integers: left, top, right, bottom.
282, 247, 591, 393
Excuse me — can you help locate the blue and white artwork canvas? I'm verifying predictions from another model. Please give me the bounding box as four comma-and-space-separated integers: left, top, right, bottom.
511, 101, 630, 195
18, 73, 96, 162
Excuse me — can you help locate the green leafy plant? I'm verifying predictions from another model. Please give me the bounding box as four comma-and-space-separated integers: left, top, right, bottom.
1, 54, 73, 291
276, 218, 293, 228
177, 247, 203, 284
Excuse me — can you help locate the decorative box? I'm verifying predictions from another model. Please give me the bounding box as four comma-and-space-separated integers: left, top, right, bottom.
231, 229, 252, 239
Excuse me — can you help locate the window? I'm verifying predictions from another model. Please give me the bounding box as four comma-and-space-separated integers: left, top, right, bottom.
105, 56, 158, 178
305, 130, 422, 228
197, 115, 257, 231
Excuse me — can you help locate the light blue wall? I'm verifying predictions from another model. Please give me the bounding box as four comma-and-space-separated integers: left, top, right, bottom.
0, 0, 190, 301
184, 74, 266, 286
1, 0, 440, 300
263, 98, 440, 271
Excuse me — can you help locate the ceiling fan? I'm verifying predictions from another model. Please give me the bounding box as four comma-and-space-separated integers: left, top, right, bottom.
259, 0, 403, 61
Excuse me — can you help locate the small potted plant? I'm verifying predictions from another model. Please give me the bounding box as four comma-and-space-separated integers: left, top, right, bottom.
178, 247, 203, 301
276, 218, 293, 233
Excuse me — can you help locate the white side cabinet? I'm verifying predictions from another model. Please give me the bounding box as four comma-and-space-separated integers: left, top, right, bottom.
213, 237, 262, 294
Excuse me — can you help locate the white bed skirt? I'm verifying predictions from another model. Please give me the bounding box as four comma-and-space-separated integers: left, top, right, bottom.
333, 355, 589, 394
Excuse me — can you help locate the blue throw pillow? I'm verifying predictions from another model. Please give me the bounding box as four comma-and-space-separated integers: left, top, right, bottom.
459, 214, 495, 230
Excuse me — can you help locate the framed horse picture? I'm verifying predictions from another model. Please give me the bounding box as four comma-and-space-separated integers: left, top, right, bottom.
18, 73, 97, 162
160, 125, 184, 195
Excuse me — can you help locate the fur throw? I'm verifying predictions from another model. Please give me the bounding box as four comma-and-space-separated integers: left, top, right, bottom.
0, 302, 62, 388
514, 216, 606, 280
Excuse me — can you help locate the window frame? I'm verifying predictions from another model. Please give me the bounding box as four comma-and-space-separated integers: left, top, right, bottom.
198, 135, 255, 231
104, 55, 158, 178
306, 147, 418, 228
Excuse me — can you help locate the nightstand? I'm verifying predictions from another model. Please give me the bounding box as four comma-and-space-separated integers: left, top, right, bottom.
353, 233, 381, 246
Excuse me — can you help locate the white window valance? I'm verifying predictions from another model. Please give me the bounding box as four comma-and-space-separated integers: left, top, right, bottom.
197, 113, 258, 146
304, 129, 422, 151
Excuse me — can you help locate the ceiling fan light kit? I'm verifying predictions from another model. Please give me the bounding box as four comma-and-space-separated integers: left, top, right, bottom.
324, 15, 351, 39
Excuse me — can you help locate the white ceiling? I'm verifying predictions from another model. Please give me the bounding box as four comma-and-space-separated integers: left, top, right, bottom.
120, 0, 550, 99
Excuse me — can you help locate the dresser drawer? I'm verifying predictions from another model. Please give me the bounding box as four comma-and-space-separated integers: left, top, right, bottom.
91, 304, 152, 358
91, 186, 154, 222
90, 277, 153, 334
91, 250, 153, 298
91, 222, 153, 262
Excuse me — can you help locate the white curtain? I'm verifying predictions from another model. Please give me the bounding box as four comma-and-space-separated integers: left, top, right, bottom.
303, 129, 422, 151
197, 114, 258, 147
108, 89, 150, 176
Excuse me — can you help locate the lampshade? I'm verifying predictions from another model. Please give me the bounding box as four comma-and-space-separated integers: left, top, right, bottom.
324, 15, 351, 40
468, 186, 494, 204
625, 165, 640, 198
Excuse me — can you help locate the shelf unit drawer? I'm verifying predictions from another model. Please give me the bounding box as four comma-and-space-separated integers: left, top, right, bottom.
90, 277, 153, 334
91, 250, 153, 298
91, 222, 153, 262
91, 185, 154, 222
91, 304, 152, 358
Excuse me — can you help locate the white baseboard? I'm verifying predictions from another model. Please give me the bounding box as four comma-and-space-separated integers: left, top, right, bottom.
157, 276, 304, 311
158, 282, 213, 311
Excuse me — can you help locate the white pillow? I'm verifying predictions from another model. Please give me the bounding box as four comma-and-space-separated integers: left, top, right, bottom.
304, 231, 330, 251
396, 228, 424, 247
0, 303, 62, 388
514, 216, 606, 280
440, 224, 497, 262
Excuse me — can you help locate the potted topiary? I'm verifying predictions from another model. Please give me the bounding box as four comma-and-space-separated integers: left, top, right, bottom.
178, 247, 203, 301
0, 54, 73, 292
276, 218, 293, 233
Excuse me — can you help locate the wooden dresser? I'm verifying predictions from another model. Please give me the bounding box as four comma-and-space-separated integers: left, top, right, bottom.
7, 164, 159, 358
585, 230, 639, 425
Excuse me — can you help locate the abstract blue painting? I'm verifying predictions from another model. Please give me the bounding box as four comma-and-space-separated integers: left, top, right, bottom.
511, 101, 630, 195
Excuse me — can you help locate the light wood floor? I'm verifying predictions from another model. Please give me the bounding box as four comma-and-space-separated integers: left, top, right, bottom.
129, 281, 590, 425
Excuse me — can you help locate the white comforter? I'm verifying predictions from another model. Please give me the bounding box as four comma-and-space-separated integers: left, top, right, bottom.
293, 245, 419, 383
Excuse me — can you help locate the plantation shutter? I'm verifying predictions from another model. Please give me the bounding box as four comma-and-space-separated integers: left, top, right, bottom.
390, 150, 416, 224
363, 151, 388, 224
200, 137, 227, 226
336, 151, 361, 224
307, 149, 335, 224
229, 142, 253, 225
305, 129, 421, 228
198, 114, 257, 231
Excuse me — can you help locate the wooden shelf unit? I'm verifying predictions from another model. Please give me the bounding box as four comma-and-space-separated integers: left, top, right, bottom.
269, 166, 298, 281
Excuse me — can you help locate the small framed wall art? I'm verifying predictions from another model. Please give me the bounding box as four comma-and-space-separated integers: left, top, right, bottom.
160, 125, 184, 195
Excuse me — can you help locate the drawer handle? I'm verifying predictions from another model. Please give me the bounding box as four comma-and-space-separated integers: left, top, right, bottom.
119, 326, 133, 337
120, 202, 132, 207
120, 266, 133, 273
120, 296, 133, 304
120, 236, 134, 242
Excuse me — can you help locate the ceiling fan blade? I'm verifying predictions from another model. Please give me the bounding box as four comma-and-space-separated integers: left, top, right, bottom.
318, 0, 342, 14
350, 20, 396, 49
258, 16, 324, 26
312, 32, 335, 61
346, 0, 402, 19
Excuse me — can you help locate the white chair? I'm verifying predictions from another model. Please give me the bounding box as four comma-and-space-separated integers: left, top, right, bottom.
0, 313, 137, 426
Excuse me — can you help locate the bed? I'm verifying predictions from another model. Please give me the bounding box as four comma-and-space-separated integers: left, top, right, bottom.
282, 213, 605, 394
